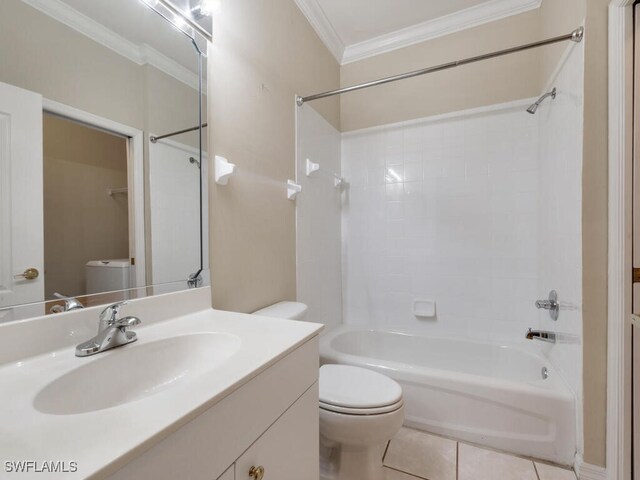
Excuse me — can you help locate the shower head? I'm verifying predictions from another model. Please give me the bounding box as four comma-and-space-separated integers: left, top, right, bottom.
526, 87, 557, 114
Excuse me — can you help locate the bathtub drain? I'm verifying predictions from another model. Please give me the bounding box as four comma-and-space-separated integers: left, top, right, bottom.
541, 367, 549, 379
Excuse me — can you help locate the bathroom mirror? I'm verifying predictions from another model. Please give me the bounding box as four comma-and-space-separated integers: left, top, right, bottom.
0, 0, 210, 322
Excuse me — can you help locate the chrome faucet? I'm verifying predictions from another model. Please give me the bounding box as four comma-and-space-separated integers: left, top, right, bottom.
525, 328, 556, 343
51, 292, 84, 313
75, 301, 141, 357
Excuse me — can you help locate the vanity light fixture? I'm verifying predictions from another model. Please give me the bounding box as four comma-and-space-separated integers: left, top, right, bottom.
191, 0, 220, 18
173, 14, 188, 30
140, 0, 213, 42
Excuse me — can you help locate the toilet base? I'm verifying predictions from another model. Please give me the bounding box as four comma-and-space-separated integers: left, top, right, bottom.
320, 436, 387, 480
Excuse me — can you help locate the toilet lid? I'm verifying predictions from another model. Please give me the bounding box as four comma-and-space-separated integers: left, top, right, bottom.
319, 364, 403, 410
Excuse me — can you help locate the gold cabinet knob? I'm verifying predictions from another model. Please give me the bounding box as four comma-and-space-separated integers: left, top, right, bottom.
14, 268, 39, 280
249, 466, 264, 480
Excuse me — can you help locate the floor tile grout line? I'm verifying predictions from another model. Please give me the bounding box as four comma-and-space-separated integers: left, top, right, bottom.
533, 460, 541, 480
383, 439, 391, 463
383, 465, 429, 480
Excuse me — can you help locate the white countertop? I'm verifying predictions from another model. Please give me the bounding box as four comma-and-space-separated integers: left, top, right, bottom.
0, 296, 322, 479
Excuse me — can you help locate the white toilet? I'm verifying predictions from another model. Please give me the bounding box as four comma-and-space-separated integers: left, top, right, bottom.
253, 302, 405, 480
85, 259, 131, 294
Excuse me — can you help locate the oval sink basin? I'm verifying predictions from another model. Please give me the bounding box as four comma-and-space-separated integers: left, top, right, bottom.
34, 333, 241, 415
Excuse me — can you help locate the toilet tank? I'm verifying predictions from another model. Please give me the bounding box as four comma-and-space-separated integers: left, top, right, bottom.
253, 301, 308, 320
85, 259, 131, 294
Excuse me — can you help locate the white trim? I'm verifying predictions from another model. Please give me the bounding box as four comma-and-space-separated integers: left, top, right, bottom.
19, 0, 199, 90
295, 0, 541, 65
42, 99, 147, 289
608, 1, 634, 480
293, 0, 344, 63
42, 99, 141, 138
577, 460, 608, 480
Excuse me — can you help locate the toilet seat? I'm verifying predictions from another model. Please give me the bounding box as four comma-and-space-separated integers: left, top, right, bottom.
319, 398, 404, 415
319, 364, 403, 416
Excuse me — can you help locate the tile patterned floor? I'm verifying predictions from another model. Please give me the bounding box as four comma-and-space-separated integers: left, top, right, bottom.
382, 428, 577, 480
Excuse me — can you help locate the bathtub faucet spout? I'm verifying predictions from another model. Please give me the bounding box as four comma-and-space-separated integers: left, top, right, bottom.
525, 328, 556, 343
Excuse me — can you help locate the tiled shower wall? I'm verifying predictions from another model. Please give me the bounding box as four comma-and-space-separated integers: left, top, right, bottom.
296, 105, 343, 331
339, 43, 584, 449
535, 42, 584, 447
341, 103, 542, 342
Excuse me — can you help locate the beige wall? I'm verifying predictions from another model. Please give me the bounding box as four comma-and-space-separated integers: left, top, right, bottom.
339, 0, 588, 132
581, 0, 609, 468
208, 0, 340, 313
340, 10, 542, 131
43, 114, 129, 298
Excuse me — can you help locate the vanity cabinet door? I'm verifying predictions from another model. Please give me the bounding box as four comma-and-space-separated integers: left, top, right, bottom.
235, 383, 319, 480
216, 465, 234, 480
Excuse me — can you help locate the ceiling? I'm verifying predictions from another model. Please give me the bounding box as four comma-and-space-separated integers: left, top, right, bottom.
318, 0, 491, 46
295, 0, 542, 64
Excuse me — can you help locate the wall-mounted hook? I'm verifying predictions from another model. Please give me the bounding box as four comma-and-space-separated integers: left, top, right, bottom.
215, 155, 236, 185
287, 180, 302, 200
306, 158, 320, 177
306, 158, 344, 188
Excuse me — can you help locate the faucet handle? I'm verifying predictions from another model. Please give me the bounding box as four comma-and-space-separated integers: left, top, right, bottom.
99, 301, 129, 324
114, 316, 141, 330
535, 290, 559, 321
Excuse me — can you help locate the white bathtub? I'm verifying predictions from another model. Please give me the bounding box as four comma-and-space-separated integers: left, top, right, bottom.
320, 326, 576, 465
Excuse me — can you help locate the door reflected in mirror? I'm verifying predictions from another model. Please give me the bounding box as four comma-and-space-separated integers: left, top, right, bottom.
43, 114, 130, 300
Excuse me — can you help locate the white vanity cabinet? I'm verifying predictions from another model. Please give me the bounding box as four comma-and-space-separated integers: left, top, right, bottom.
233, 384, 319, 480
217, 466, 235, 480
107, 335, 320, 480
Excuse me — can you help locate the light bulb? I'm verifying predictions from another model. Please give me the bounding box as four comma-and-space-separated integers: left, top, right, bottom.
195, 0, 220, 17
173, 14, 187, 29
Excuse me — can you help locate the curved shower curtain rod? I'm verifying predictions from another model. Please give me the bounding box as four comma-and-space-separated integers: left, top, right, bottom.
296, 26, 584, 106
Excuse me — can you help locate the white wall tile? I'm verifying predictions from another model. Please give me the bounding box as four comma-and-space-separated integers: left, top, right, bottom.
342, 105, 543, 341
296, 105, 343, 331
149, 142, 204, 285
535, 43, 584, 450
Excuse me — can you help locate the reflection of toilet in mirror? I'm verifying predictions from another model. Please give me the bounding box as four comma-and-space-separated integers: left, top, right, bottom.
85, 259, 131, 294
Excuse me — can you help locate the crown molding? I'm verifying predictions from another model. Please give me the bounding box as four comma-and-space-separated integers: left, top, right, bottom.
293, 0, 344, 63
20, 0, 199, 90
295, 0, 541, 65
343, 0, 542, 64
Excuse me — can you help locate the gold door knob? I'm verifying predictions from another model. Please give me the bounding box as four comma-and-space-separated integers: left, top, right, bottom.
249, 466, 264, 480
14, 268, 39, 280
